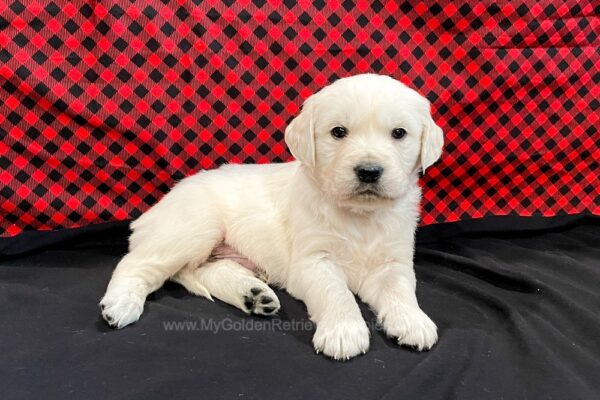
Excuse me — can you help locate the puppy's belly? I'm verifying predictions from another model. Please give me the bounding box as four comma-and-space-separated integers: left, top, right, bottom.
210, 243, 260, 272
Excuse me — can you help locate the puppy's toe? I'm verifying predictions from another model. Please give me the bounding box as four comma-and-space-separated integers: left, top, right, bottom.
381, 306, 438, 351
241, 284, 280, 316
313, 316, 370, 360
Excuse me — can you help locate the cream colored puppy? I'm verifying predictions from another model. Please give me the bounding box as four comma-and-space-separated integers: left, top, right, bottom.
100, 74, 444, 360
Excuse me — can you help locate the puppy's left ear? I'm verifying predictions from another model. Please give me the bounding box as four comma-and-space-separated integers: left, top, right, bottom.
420, 103, 444, 173
285, 103, 315, 168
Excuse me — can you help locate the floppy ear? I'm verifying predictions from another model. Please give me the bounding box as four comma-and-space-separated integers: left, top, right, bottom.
420, 106, 444, 173
284, 104, 315, 168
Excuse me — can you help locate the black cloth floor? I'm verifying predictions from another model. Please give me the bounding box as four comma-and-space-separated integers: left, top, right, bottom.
0, 216, 599, 399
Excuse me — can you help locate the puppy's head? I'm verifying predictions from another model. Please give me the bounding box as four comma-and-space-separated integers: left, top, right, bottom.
285, 74, 444, 211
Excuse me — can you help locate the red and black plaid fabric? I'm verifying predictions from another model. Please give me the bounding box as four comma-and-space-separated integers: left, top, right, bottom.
0, 1, 598, 237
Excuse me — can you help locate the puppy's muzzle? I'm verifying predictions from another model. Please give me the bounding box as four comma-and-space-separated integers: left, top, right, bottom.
354, 164, 384, 184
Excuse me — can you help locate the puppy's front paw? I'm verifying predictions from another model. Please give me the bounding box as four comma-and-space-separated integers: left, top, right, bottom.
313, 316, 370, 360
100, 290, 145, 329
380, 306, 438, 351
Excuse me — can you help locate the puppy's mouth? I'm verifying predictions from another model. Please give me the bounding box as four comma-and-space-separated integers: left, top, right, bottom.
352, 185, 391, 200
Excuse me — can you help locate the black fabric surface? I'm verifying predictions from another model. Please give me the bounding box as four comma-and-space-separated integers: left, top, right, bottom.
1, 216, 599, 399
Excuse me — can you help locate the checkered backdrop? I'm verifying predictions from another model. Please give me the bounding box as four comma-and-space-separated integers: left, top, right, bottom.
0, 0, 598, 237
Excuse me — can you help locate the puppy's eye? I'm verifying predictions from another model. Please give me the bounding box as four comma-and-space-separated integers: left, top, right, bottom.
330, 126, 348, 139
392, 128, 407, 139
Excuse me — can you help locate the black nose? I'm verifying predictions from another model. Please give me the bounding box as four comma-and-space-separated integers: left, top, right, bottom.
354, 164, 384, 183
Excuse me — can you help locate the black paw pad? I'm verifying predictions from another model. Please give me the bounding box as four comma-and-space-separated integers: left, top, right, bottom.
242, 287, 280, 316
243, 295, 254, 310
105, 315, 118, 328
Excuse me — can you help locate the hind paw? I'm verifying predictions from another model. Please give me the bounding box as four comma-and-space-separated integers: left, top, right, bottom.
242, 285, 280, 316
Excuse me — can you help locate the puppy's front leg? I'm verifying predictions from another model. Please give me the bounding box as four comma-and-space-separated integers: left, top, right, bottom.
287, 256, 370, 360
359, 263, 437, 351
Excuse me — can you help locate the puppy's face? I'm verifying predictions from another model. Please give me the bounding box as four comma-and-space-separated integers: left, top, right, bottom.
286, 74, 444, 211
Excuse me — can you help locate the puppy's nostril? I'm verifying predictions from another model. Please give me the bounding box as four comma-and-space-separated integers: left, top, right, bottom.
354, 164, 384, 183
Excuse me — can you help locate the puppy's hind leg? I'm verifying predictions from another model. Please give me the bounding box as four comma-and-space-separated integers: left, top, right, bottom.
100, 184, 222, 328
173, 259, 280, 316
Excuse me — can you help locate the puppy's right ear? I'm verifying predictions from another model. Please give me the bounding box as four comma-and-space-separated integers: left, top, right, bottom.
284, 104, 315, 168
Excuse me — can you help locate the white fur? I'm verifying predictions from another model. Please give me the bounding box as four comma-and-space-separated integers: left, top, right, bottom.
100, 74, 444, 360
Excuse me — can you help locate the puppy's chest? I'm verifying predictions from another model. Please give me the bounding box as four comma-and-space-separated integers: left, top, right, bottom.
327, 231, 397, 288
